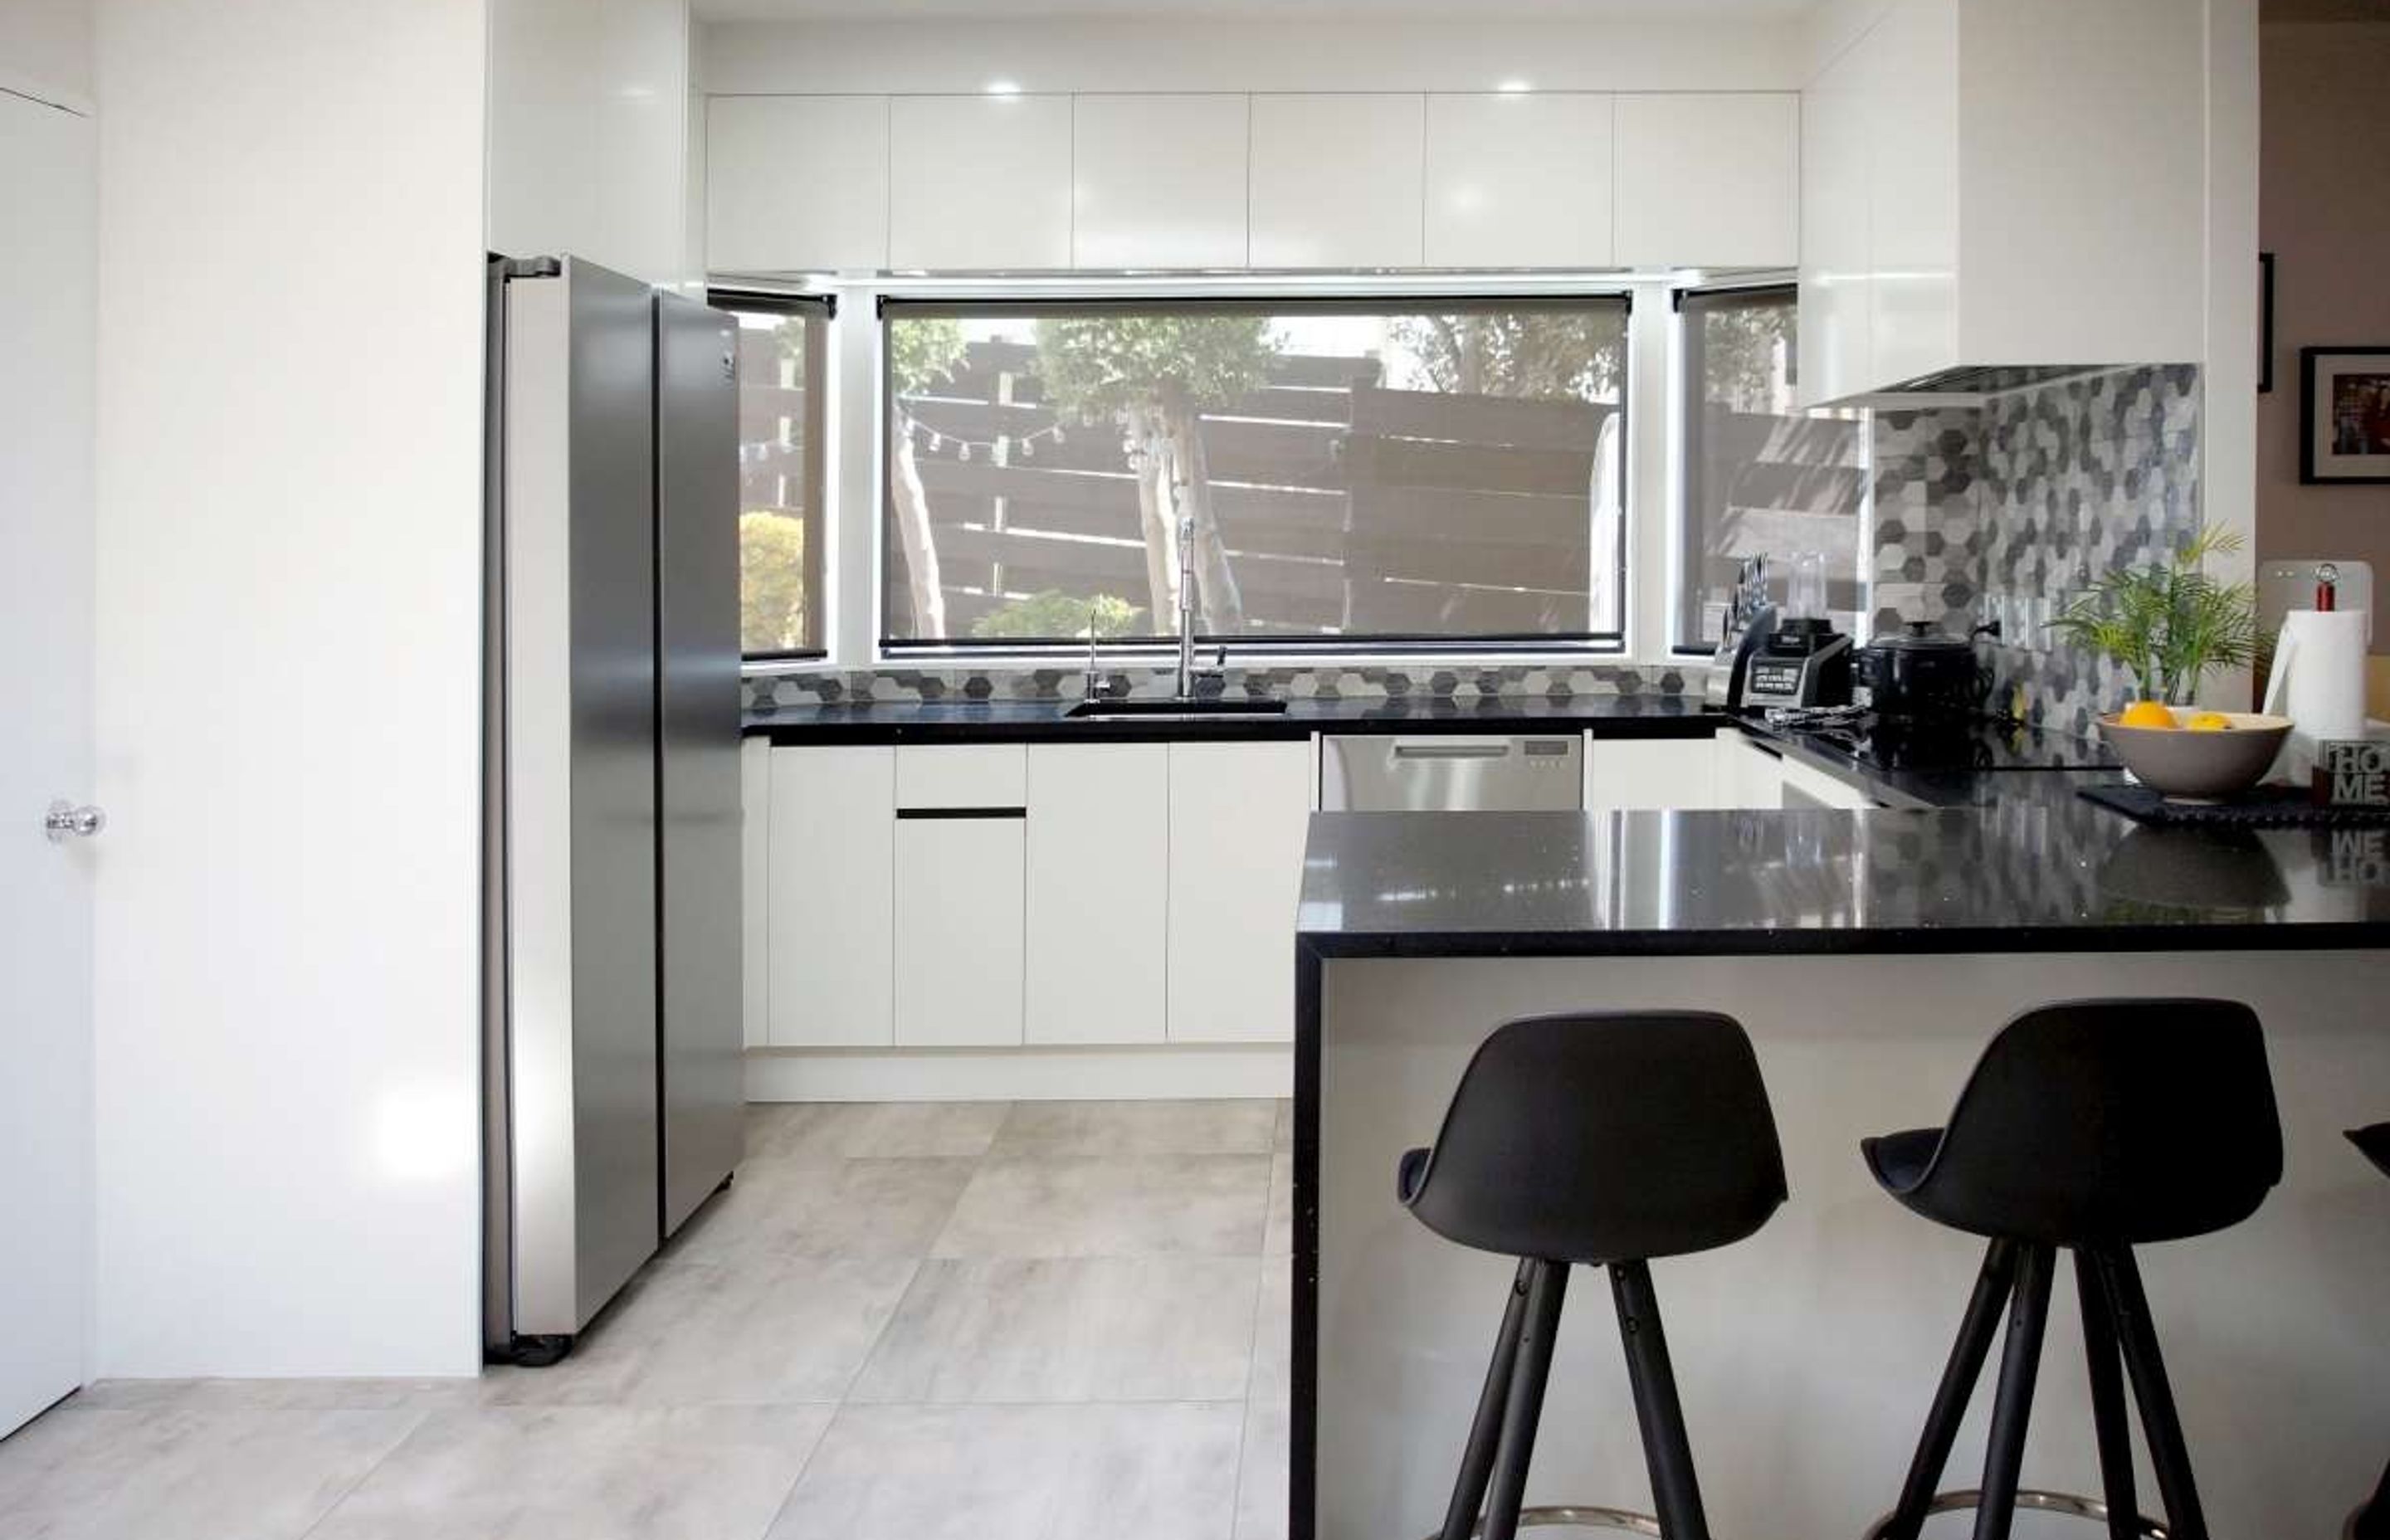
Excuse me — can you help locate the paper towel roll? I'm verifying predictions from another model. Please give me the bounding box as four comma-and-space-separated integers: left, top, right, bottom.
2262, 607, 2369, 780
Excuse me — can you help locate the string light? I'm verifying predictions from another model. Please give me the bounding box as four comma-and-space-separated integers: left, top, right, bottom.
895, 412, 1073, 464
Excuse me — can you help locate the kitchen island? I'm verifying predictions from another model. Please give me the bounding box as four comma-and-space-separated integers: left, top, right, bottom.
1292, 798, 2390, 1540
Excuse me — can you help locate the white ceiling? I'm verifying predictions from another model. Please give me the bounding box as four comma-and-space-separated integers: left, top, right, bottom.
695, 0, 1812, 21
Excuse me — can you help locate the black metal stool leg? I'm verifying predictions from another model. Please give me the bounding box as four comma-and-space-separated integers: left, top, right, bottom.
1973, 1242, 2056, 1540
1440, 1260, 1537, 1540
2075, 1250, 2140, 1540
1610, 1260, 1711, 1540
1483, 1259, 1569, 1540
1879, 1239, 2020, 1540
2355, 1459, 2390, 1540
2098, 1248, 2212, 1540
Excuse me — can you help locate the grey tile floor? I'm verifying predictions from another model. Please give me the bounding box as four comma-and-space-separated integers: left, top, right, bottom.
0, 1099, 1295, 1540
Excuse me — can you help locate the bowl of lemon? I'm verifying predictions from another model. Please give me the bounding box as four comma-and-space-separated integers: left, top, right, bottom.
2097, 703, 2294, 803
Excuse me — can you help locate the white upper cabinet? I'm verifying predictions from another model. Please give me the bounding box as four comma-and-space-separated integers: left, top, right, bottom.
706, 95, 890, 273
1612, 93, 1798, 268
1423, 94, 1614, 269
1073, 95, 1249, 268
1248, 94, 1425, 269
1798, 0, 2206, 405
890, 94, 1073, 270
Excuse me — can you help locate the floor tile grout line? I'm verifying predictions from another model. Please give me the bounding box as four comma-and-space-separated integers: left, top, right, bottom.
288, 1404, 434, 1540
1226, 1241, 1271, 1540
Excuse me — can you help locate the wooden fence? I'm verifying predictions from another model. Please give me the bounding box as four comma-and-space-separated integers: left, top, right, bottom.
891, 339, 1625, 640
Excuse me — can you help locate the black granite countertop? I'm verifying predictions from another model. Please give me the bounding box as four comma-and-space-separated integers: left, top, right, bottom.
742, 693, 1724, 744
1297, 802, 2390, 957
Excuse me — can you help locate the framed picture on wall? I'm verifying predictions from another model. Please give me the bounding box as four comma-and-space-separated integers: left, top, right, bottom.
2300, 346, 2390, 485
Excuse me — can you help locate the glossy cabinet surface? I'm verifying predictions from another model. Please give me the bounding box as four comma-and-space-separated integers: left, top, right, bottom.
1025, 743, 1169, 1045
706, 95, 890, 272
1072, 94, 1248, 268
768, 745, 893, 1046
1166, 739, 1312, 1043
890, 94, 1072, 270
894, 816, 1026, 1045
1248, 94, 1425, 268
1587, 735, 1724, 811
741, 738, 770, 1049
1797, 0, 2205, 403
1612, 93, 1797, 267
1423, 93, 1614, 268
895, 742, 1027, 809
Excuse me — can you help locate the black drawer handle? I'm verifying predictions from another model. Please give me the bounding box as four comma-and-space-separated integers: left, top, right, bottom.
895, 807, 1027, 820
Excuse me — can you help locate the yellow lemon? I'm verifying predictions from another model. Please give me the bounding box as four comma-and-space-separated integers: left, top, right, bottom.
2117, 700, 2178, 729
2186, 711, 2233, 732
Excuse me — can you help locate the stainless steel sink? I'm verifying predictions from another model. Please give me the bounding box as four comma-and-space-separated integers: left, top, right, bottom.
1063, 697, 1290, 720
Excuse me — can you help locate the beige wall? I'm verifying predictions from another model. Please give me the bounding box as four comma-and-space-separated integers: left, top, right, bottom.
2258, 20, 2390, 654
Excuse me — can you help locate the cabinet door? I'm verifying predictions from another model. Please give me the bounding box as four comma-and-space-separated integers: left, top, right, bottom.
706, 95, 890, 272
1026, 743, 1168, 1045
1612, 93, 1797, 267
1587, 738, 1723, 811
1780, 755, 1879, 811
1866, 0, 1958, 390
1073, 95, 1248, 268
895, 743, 1027, 809
894, 816, 1026, 1046
890, 95, 1072, 270
1248, 95, 1424, 268
1797, 46, 1873, 409
1714, 732, 1786, 810
741, 738, 771, 1049
768, 746, 893, 1046
1167, 740, 1314, 1044
1423, 93, 1613, 268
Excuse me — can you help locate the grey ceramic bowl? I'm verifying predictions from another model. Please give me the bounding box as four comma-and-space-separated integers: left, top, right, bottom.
2097, 709, 2294, 803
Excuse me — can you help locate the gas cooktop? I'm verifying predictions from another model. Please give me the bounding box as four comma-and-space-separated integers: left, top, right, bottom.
1758, 706, 2121, 777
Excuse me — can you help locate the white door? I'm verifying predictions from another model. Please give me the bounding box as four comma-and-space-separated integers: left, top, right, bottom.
0, 87, 99, 1436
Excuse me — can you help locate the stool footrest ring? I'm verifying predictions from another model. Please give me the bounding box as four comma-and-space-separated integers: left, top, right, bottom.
1432, 1503, 1666, 1539
1862, 1488, 2168, 1540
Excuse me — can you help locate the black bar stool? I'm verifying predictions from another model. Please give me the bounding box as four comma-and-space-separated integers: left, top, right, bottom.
1402, 1011, 1787, 1540
1861, 998, 2282, 1540
2346, 1123, 2390, 1540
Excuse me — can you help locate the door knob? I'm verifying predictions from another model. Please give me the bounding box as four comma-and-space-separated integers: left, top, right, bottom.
44, 801, 105, 842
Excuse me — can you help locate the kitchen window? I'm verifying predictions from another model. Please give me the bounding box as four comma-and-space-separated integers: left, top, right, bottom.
721, 290, 830, 660
877, 295, 1630, 654
1674, 286, 1866, 654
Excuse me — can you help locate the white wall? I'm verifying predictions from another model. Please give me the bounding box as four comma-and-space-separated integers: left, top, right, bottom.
700, 16, 1805, 95
92, 0, 488, 1378
487, 0, 692, 291
0, 0, 91, 106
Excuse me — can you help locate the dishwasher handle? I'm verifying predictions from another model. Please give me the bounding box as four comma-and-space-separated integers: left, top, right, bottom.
1390, 738, 1514, 760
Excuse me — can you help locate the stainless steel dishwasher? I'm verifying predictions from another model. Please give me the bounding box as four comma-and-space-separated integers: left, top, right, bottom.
1319, 734, 1584, 811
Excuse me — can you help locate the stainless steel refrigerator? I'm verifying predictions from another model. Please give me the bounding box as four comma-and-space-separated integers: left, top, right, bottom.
481, 255, 744, 1363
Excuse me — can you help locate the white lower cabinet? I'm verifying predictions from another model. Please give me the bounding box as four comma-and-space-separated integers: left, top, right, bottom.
894, 814, 1026, 1046
768, 745, 894, 1047
1780, 754, 1881, 811
1588, 736, 1725, 811
741, 738, 771, 1050
1025, 743, 1168, 1045
1715, 731, 1787, 810
1166, 739, 1314, 1045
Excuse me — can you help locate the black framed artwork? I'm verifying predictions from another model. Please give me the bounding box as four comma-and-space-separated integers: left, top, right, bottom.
2259, 252, 2275, 394
2300, 345, 2390, 485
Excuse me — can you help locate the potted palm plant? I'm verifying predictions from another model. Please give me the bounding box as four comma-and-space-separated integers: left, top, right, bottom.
2046, 525, 2264, 708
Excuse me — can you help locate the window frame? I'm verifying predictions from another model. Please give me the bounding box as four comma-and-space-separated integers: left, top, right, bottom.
873, 290, 1635, 660
716, 287, 833, 663
1671, 281, 1828, 660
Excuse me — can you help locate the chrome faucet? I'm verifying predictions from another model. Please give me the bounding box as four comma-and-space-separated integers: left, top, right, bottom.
1084, 602, 1109, 701
1174, 513, 1198, 699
